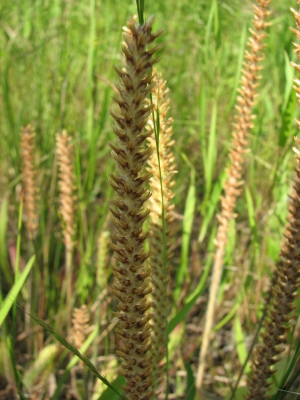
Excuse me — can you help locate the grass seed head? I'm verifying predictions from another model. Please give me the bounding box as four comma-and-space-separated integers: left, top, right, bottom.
109, 15, 163, 400
20, 124, 39, 239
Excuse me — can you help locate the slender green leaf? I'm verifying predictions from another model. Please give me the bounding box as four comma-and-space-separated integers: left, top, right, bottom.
234, 315, 250, 374
28, 314, 126, 400
0, 199, 11, 284
185, 362, 196, 400
52, 325, 100, 400
0, 255, 35, 327
204, 100, 217, 199
170, 257, 212, 334
97, 375, 126, 400
175, 167, 196, 301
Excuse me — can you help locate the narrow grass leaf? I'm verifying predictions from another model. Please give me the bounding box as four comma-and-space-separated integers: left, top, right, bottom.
271, 338, 300, 400
169, 257, 212, 334
245, 186, 259, 253
185, 362, 196, 400
199, 171, 226, 242
51, 324, 100, 400
87, 0, 96, 143
27, 314, 126, 399
0, 198, 11, 284
213, 294, 242, 332
226, 26, 247, 113
204, 100, 217, 199
97, 376, 126, 400
234, 314, 250, 374
278, 87, 297, 147
199, 78, 207, 164
0, 255, 35, 327
136, 0, 145, 24
205, 0, 218, 57
278, 52, 296, 147
175, 167, 196, 301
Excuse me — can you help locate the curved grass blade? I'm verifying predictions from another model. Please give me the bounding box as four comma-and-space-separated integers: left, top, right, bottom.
27, 313, 127, 400
51, 324, 100, 400
98, 375, 126, 400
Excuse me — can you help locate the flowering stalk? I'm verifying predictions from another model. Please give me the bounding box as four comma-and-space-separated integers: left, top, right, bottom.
20, 124, 40, 352
20, 125, 39, 239
244, 5, 300, 398
71, 305, 89, 366
109, 16, 163, 400
196, 0, 271, 389
245, 143, 300, 398
146, 71, 176, 392
56, 130, 77, 306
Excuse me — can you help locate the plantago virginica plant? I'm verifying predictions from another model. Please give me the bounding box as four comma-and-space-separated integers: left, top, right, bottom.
20, 124, 40, 352
244, 5, 300, 398
196, 0, 271, 389
20, 124, 39, 240
56, 130, 77, 308
109, 15, 163, 400
96, 230, 110, 292
146, 71, 176, 393
244, 140, 300, 398
71, 305, 90, 366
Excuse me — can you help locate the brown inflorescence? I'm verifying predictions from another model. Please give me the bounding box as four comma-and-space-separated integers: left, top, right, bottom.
71, 305, 89, 366
109, 15, 163, 400
244, 5, 300, 398
215, 0, 271, 271
245, 138, 300, 398
20, 125, 39, 239
196, 0, 271, 389
56, 130, 77, 254
56, 130, 77, 307
146, 71, 176, 392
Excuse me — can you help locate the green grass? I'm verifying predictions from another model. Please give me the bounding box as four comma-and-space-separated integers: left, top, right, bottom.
1, 0, 300, 399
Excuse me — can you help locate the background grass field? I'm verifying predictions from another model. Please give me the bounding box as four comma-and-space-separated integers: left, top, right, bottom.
0, 0, 299, 399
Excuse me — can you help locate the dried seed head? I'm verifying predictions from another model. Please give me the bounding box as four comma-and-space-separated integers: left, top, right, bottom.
20, 125, 39, 239
56, 130, 77, 253
145, 70, 177, 392
197, 0, 271, 390
70, 305, 90, 367
110, 16, 163, 400
245, 5, 300, 398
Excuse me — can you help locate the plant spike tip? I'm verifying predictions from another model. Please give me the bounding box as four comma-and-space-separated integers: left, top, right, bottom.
109, 15, 163, 400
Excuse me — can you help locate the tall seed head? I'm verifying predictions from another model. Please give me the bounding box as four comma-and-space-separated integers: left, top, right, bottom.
56, 130, 77, 254
146, 71, 176, 391
20, 125, 39, 239
109, 15, 163, 400
196, 0, 271, 389
244, 4, 300, 398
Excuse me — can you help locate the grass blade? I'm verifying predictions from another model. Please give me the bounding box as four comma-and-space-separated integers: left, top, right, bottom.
175, 166, 196, 301
28, 313, 127, 400
0, 255, 35, 327
234, 314, 250, 374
